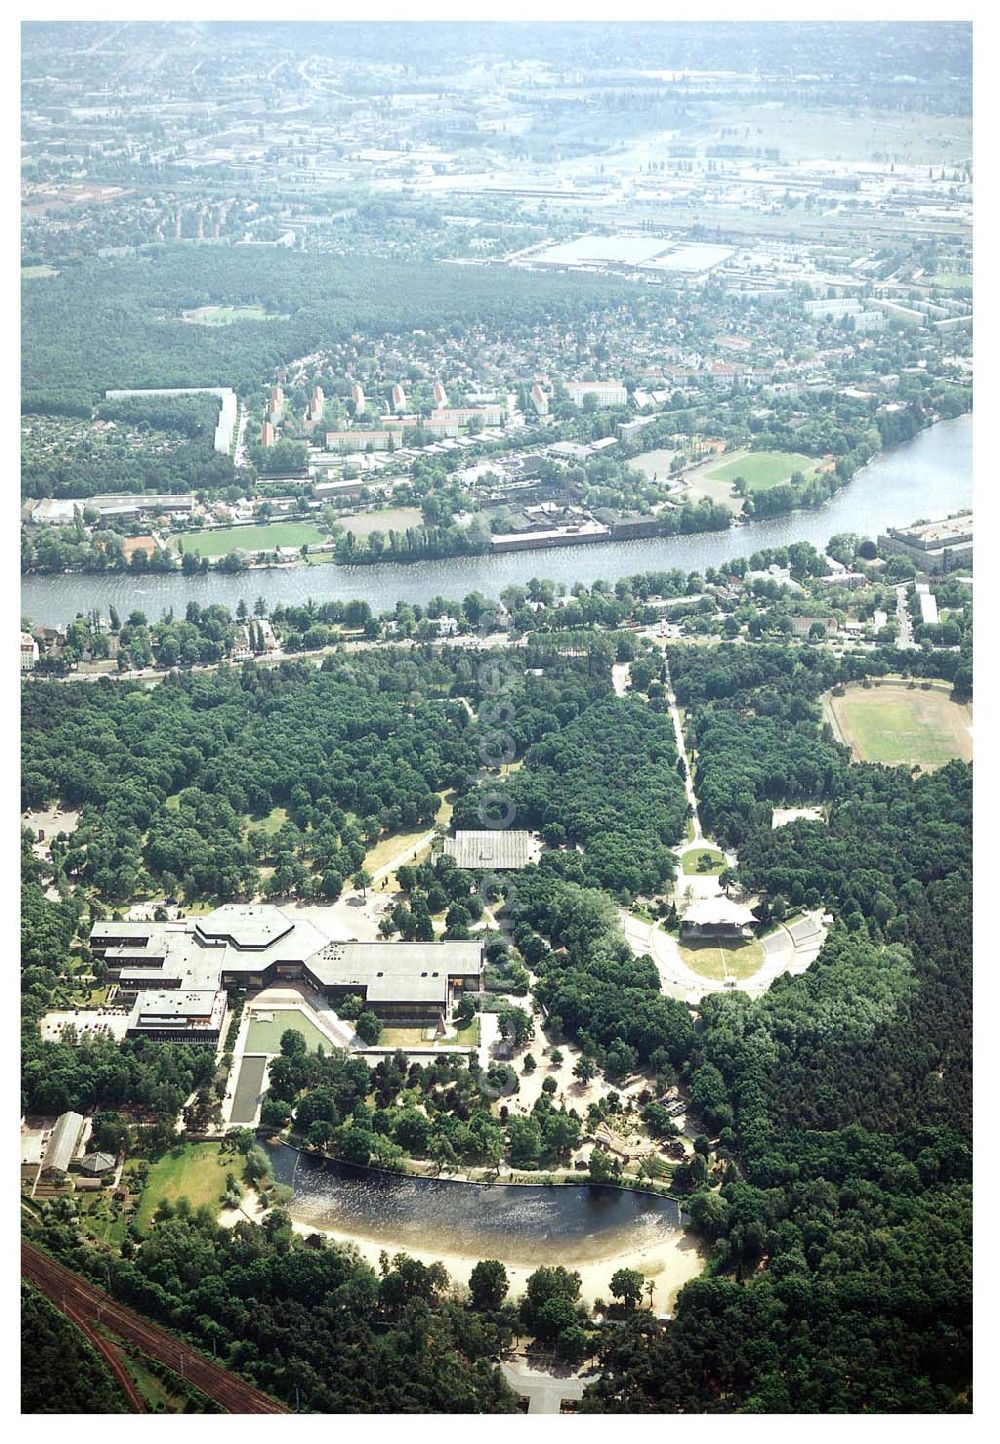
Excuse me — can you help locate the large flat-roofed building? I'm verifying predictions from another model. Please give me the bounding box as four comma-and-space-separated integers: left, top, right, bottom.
325, 428, 392, 452
879, 513, 973, 574
306, 940, 482, 1018
443, 830, 537, 871
91, 905, 482, 1028
126, 989, 228, 1044
563, 380, 628, 408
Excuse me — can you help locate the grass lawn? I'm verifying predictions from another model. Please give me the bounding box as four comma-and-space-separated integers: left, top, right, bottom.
112, 1347, 196, 1413
135, 1143, 233, 1230
181, 304, 287, 326
453, 1018, 481, 1046
175, 521, 327, 557
678, 937, 765, 982
78, 1189, 135, 1248
245, 1007, 334, 1054
364, 825, 433, 876
708, 450, 819, 490
929, 273, 972, 291
681, 846, 725, 876
66, 982, 112, 1008
378, 1024, 441, 1047
826, 683, 972, 769
246, 805, 289, 837
712, 101, 970, 164
373, 793, 454, 887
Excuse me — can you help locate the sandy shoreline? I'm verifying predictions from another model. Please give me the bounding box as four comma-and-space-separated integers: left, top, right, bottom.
222, 1191, 707, 1313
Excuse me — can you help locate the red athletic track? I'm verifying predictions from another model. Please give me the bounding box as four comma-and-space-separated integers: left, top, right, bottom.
22, 1241, 289, 1414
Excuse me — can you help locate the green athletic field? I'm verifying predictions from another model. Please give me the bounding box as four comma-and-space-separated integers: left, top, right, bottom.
175, 521, 327, 557
827, 684, 972, 769
708, 450, 819, 490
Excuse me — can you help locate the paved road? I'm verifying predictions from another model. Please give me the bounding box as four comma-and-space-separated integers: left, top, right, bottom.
22, 1242, 289, 1414
661, 650, 702, 839
621, 909, 828, 1003
501, 1360, 594, 1414
895, 582, 915, 649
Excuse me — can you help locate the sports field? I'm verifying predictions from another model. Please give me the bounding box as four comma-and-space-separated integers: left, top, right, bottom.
678, 937, 765, 982
135, 1143, 233, 1229
176, 521, 327, 557
245, 1007, 333, 1054
707, 450, 818, 490
825, 683, 972, 769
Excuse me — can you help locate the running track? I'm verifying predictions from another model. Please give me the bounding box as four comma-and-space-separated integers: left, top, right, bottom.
22, 1242, 289, 1414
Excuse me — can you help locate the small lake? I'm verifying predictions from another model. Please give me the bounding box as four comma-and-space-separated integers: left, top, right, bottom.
21, 414, 972, 628
266, 1142, 684, 1265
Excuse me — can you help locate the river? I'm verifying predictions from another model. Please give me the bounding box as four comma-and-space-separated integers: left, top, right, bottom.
22, 415, 972, 628
266, 1142, 684, 1266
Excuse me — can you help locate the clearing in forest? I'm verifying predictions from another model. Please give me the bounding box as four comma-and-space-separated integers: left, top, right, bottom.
825, 682, 972, 769
135, 1143, 233, 1229
181, 304, 287, 325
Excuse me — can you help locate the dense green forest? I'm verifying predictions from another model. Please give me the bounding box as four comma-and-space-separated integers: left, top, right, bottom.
21, 1283, 129, 1413
452, 693, 690, 896
20, 643, 614, 903
579, 644, 972, 1412
21, 248, 627, 410
20, 635, 971, 1411
32, 1211, 520, 1413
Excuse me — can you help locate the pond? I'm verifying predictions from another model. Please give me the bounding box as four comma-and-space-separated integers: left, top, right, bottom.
266, 1141, 685, 1267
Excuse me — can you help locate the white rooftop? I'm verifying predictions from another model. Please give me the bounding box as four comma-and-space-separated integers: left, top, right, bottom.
682, 897, 756, 926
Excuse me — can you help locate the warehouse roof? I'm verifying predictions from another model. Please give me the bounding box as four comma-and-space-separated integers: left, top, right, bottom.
443, 830, 536, 871
682, 898, 756, 926
307, 940, 482, 990
43, 1111, 85, 1174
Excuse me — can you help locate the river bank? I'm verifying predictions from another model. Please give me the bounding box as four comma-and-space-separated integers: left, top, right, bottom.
20, 414, 973, 630
278, 1129, 676, 1196
222, 1187, 707, 1313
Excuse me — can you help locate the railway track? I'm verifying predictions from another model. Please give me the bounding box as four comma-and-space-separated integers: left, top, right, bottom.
59, 1298, 147, 1413
22, 1242, 289, 1414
